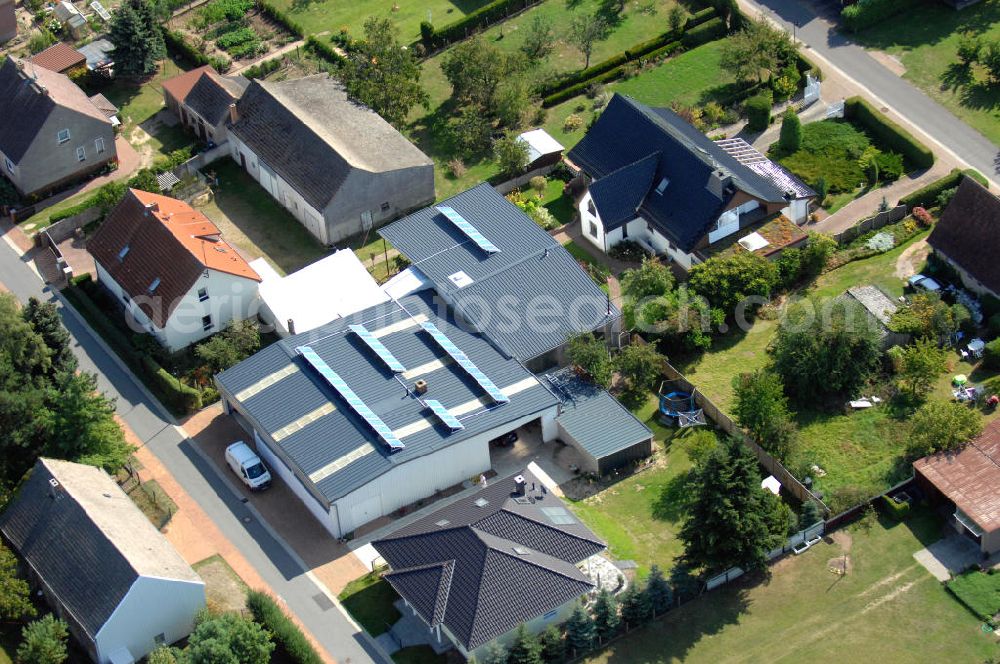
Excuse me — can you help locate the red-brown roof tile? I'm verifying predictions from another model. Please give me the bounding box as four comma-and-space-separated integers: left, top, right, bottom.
160, 65, 214, 105
30, 42, 86, 73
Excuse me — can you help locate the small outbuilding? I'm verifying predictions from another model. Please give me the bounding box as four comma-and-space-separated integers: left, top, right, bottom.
843, 285, 909, 348
30, 42, 87, 75
517, 128, 564, 172
543, 368, 654, 475
0, 459, 206, 664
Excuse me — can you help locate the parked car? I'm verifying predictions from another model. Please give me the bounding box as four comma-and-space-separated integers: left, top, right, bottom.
490, 431, 518, 447
225, 441, 272, 491
907, 274, 942, 293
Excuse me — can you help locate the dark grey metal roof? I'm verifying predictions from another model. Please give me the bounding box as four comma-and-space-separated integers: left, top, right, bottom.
544, 368, 653, 461
0, 460, 137, 640
567, 94, 789, 252
216, 292, 559, 503
374, 469, 604, 650
379, 184, 617, 362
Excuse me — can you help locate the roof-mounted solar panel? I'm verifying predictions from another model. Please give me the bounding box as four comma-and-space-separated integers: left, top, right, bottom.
349, 324, 406, 373
425, 399, 465, 431
436, 206, 500, 254
296, 346, 404, 452
419, 322, 510, 405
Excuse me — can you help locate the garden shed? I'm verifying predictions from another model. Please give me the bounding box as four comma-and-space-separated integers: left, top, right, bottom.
843, 285, 909, 349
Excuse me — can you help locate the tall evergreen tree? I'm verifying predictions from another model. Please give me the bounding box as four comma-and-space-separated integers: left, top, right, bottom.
564, 605, 596, 656
109, 0, 165, 77
592, 589, 620, 642
538, 626, 566, 664
507, 624, 542, 664
679, 436, 786, 573
619, 584, 652, 628
17, 614, 68, 664
23, 298, 75, 376
645, 564, 672, 615
481, 641, 508, 664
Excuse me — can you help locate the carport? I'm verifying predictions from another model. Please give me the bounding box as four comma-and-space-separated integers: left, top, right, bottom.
543, 368, 654, 476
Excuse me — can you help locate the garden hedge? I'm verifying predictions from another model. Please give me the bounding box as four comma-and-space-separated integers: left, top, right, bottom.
795, 50, 822, 81
143, 355, 203, 413
844, 96, 934, 169
247, 591, 323, 664
841, 0, 914, 33
685, 6, 717, 29
880, 495, 910, 521
898, 169, 966, 209
257, 0, 305, 37
681, 16, 726, 48
305, 35, 346, 65
164, 29, 231, 72
745, 92, 772, 131
425, 0, 542, 48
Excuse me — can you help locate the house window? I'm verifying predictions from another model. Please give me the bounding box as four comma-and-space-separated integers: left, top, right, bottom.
197, 287, 208, 302
57, 129, 71, 144
118, 245, 129, 261
121, 292, 130, 304
148, 277, 161, 293
202, 314, 213, 331
587, 199, 596, 216
588, 221, 598, 238
622, 224, 629, 239
3, 157, 12, 173
153, 633, 166, 646
380, 201, 391, 212
95, 137, 105, 154
361, 210, 374, 228
655, 177, 670, 195
76, 146, 86, 162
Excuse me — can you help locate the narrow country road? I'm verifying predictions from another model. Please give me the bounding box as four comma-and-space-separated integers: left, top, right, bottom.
0, 237, 385, 664
741, 0, 1000, 187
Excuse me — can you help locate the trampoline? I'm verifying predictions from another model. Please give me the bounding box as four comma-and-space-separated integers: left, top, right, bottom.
658, 381, 706, 428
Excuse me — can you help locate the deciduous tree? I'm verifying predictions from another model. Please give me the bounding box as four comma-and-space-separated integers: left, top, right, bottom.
520, 15, 556, 62
720, 16, 793, 85
614, 342, 667, 406
186, 612, 275, 664
568, 13, 610, 69
893, 338, 947, 397
688, 251, 779, 314
908, 400, 983, 458
0, 544, 34, 622
566, 332, 612, 387
732, 369, 798, 461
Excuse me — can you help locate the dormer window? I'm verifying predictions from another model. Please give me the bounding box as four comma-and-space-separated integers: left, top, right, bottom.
118, 245, 129, 261
57, 129, 70, 144
148, 277, 161, 293
655, 178, 670, 195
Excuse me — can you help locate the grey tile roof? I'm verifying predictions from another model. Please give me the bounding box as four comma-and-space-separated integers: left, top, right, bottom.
544, 368, 653, 461
588, 152, 659, 229
379, 184, 617, 362
216, 292, 559, 503
567, 94, 789, 252
185, 71, 247, 127
374, 470, 603, 650
229, 76, 431, 212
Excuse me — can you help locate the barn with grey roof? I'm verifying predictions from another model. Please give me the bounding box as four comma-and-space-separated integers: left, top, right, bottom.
373, 469, 604, 660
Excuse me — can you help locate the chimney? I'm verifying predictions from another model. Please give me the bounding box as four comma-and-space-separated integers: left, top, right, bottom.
706, 168, 732, 200
228, 103, 238, 125
414, 379, 428, 395
48, 477, 62, 500
145, 201, 158, 212
287, 318, 296, 336
514, 474, 526, 496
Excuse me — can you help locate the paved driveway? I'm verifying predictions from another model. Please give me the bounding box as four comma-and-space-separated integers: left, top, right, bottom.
913, 533, 981, 582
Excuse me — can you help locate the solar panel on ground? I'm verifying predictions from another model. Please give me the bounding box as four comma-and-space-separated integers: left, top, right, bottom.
419, 322, 510, 404
425, 399, 465, 431
348, 323, 406, 373
296, 346, 405, 452
436, 206, 501, 254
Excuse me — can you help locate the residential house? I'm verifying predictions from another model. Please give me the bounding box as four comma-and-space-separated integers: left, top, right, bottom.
0, 458, 206, 664
162, 65, 248, 145
30, 42, 87, 75
89, 189, 262, 351
915, 419, 1000, 556
372, 469, 605, 661
928, 177, 1000, 299
0, 0, 15, 43
228, 75, 435, 245
0, 57, 116, 197
566, 94, 815, 270
379, 183, 618, 371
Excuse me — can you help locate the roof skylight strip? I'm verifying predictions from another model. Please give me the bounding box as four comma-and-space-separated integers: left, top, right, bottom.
418, 322, 510, 404
425, 399, 465, 431
296, 345, 405, 452
349, 323, 406, 373
436, 206, 500, 254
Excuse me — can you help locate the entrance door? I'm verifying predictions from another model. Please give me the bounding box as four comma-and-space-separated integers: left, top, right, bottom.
239, 152, 247, 170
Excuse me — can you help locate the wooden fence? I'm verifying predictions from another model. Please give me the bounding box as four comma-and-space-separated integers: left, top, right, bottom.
833, 204, 907, 245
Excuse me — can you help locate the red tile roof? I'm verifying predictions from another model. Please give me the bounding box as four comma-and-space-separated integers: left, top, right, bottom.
30, 42, 86, 73
915, 419, 1000, 532
89, 189, 259, 328
160, 65, 214, 105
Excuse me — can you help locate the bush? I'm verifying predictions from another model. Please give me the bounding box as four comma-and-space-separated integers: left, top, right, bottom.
609, 240, 650, 263
243, 57, 282, 79
841, 0, 915, 33
745, 92, 773, 132
844, 96, 934, 169
199, 0, 253, 24
899, 169, 966, 209
682, 16, 726, 47
164, 29, 231, 71
985, 338, 1000, 370
778, 110, 802, 152
305, 35, 346, 65
246, 591, 323, 664
881, 494, 910, 521
795, 50, 823, 81
144, 355, 203, 413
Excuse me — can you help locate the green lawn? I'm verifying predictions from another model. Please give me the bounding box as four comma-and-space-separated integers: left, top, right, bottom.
586, 510, 997, 663
19, 186, 97, 233
197, 159, 329, 275
570, 394, 725, 576
770, 120, 871, 194
947, 569, 1000, 622
338, 572, 401, 637
853, 0, 1000, 145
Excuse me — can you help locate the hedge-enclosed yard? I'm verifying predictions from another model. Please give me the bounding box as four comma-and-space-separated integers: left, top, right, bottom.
844, 96, 935, 169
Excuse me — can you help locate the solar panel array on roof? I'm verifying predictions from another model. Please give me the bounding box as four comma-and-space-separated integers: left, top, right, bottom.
419, 322, 510, 404
296, 345, 405, 452
349, 323, 406, 373
437, 206, 500, 254
425, 399, 465, 431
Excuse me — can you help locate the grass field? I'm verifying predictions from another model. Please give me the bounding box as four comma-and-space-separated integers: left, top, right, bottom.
570, 394, 725, 576
853, 0, 1000, 145
338, 572, 401, 637
193, 554, 250, 614
586, 509, 997, 663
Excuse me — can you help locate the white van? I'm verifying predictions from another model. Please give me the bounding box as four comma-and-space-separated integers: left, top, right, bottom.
225, 441, 272, 491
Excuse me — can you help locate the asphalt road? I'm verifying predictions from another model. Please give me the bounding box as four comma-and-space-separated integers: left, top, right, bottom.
0, 240, 384, 664
748, 0, 1000, 184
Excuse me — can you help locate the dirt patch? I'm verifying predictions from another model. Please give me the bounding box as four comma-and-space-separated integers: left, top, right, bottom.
830, 529, 853, 553
194, 555, 249, 614
895, 237, 930, 278
870, 50, 906, 77
828, 555, 852, 576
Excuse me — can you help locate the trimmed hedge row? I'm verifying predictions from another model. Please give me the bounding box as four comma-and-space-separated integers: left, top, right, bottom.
841, 0, 914, 33
795, 50, 822, 82
247, 591, 323, 664
844, 96, 934, 169
881, 495, 910, 521
424, 0, 541, 49
685, 6, 716, 28
257, 0, 305, 38
898, 169, 966, 209
143, 355, 203, 413
681, 16, 726, 48
305, 35, 347, 66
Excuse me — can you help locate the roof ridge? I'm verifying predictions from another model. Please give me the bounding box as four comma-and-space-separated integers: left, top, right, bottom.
477, 534, 592, 585
484, 506, 605, 548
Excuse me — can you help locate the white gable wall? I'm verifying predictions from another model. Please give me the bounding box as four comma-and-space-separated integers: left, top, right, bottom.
95, 576, 205, 664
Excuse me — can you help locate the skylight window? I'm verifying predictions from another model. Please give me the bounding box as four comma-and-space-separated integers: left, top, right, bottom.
474, 498, 489, 508
540, 506, 575, 525
118, 245, 129, 261
148, 277, 161, 293
655, 178, 670, 195
448, 271, 473, 288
